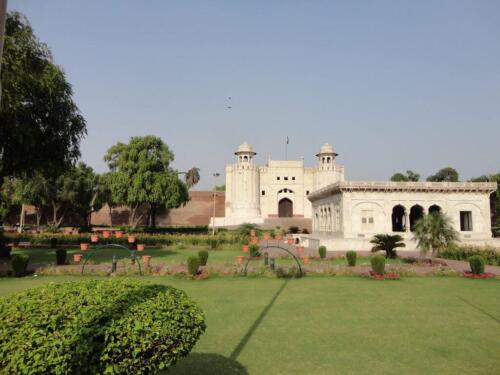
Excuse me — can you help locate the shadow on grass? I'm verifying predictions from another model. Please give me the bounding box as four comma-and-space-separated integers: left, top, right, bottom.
229, 279, 289, 360
167, 353, 248, 374
457, 296, 500, 324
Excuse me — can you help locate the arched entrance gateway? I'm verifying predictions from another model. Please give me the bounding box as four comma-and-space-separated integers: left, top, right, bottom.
278, 198, 293, 217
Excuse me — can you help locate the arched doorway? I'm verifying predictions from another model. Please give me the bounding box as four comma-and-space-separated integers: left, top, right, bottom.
392, 205, 406, 232
409, 205, 424, 231
278, 198, 293, 217
429, 205, 441, 215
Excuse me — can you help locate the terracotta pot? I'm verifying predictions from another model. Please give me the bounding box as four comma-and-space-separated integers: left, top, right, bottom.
128, 236, 136, 244
90, 235, 99, 243
287, 237, 294, 245
301, 256, 310, 264
235, 255, 245, 264
274, 234, 282, 241
142, 255, 152, 265
137, 244, 145, 251
115, 230, 124, 238
250, 229, 256, 237
102, 230, 111, 239
250, 237, 258, 245
242, 244, 249, 253
80, 243, 89, 251
263, 234, 270, 241
73, 254, 83, 263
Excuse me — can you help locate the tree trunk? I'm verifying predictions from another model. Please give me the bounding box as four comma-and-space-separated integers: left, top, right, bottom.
35, 207, 42, 229
108, 204, 113, 227
18, 204, 25, 233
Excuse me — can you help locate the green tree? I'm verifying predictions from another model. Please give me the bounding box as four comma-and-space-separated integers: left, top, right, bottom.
67, 163, 105, 228
390, 170, 420, 182
370, 234, 406, 259
426, 167, 459, 182
214, 184, 226, 191
185, 167, 200, 190
103, 136, 189, 228
413, 212, 459, 257
9, 173, 49, 229
0, 12, 86, 179
470, 173, 500, 236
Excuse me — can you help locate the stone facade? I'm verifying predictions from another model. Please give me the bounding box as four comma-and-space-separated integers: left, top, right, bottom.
307, 181, 498, 251
214, 142, 344, 227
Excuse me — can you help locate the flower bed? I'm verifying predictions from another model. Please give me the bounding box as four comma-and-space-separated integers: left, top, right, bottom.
367, 271, 401, 280
463, 271, 496, 279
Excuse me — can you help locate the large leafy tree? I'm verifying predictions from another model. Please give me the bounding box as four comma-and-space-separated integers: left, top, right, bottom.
390, 170, 420, 182
370, 234, 405, 259
426, 167, 459, 182
0, 12, 86, 179
103, 136, 189, 228
413, 212, 459, 257
8, 173, 49, 229
470, 173, 500, 236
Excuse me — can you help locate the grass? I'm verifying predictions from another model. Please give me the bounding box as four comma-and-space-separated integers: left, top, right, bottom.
0, 275, 498, 374
4, 246, 403, 268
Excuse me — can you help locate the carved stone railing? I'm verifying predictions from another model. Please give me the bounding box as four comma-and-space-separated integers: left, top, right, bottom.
308, 181, 497, 201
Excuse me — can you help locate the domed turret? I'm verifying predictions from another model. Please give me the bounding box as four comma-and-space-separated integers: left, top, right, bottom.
314, 143, 344, 189
316, 143, 338, 159
235, 142, 256, 164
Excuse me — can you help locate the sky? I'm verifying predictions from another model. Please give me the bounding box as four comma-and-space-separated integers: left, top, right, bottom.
8, 0, 500, 189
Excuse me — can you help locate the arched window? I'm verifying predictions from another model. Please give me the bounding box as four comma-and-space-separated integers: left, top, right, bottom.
409, 205, 424, 231
327, 157, 331, 164
392, 205, 406, 232
243, 156, 248, 162
429, 205, 441, 215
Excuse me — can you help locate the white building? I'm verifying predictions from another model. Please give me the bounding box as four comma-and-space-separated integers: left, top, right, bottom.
214, 142, 498, 251
214, 142, 344, 227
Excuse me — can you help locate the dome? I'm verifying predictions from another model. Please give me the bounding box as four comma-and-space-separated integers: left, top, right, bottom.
316, 143, 338, 157
235, 142, 256, 155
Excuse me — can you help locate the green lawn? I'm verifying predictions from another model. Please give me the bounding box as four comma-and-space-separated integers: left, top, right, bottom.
0, 276, 498, 374
6, 246, 402, 267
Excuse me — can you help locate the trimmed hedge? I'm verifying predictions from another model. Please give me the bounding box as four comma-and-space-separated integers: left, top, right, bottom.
198, 250, 209, 266
371, 255, 386, 275
11, 254, 29, 277
0, 280, 205, 374
318, 246, 327, 259
3, 232, 241, 247
187, 255, 201, 275
439, 244, 499, 266
468, 255, 486, 275
346, 251, 357, 267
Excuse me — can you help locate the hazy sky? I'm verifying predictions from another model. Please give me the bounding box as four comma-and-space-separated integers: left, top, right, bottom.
8, 0, 500, 189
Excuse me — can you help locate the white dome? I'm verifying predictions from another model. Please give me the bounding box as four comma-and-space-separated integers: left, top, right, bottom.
235, 142, 256, 155
316, 143, 338, 156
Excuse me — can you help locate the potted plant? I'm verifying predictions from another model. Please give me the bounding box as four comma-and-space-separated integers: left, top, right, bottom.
142, 255, 152, 266
73, 254, 83, 263
287, 236, 294, 245
250, 236, 259, 245
301, 255, 310, 264
274, 229, 282, 241
242, 239, 249, 253
235, 255, 245, 264
80, 243, 89, 251
90, 234, 99, 243
263, 233, 270, 241
128, 235, 136, 244
114, 230, 124, 238
102, 230, 111, 239
137, 244, 145, 251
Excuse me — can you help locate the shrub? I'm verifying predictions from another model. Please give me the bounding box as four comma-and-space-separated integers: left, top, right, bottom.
209, 238, 218, 249
301, 228, 310, 234
198, 250, 209, 266
346, 251, 357, 267
0, 280, 206, 374
439, 244, 499, 266
288, 226, 299, 234
276, 265, 303, 278
370, 255, 386, 275
468, 255, 486, 275
318, 245, 327, 259
187, 255, 201, 275
11, 254, 29, 277
55, 249, 67, 265
249, 244, 260, 257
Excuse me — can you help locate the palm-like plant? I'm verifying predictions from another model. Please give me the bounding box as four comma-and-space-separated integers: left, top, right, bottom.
370, 234, 406, 259
185, 167, 200, 189
413, 212, 458, 257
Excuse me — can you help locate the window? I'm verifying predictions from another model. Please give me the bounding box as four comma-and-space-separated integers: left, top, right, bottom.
277, 177, 280, 180
460, 211, 473, 231
292, 177, 296, 180
361, 210, 374, 231
284, 177, 289, 181
261, 190, 265, 196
